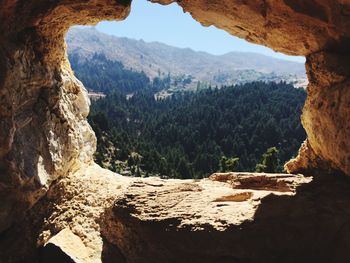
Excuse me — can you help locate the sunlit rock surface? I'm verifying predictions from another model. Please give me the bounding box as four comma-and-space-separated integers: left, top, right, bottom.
286, 52, 350, 175
42, 228, 90, 263
0, 0, 131, 233
0, 165, 319, 262
2, 166, 350, 262
152, 0, 350, 56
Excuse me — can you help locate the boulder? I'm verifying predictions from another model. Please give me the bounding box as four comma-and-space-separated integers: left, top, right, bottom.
42, 228, 89, 263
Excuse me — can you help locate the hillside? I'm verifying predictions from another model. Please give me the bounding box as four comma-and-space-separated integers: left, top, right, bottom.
66, 27, 307, 88
89, 82, 306, 178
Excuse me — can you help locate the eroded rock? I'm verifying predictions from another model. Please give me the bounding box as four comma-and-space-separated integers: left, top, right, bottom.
2, 166, 350, 262
0, 165, 134, 262
99, 171, 350, 263
0, 166, 313, 262
209, 172, 308, 192
0, 0, 131, 232
152, 0, 350, 56
101, 172, 312, 262
286, 52, 350, 175
42, 228, 89, 263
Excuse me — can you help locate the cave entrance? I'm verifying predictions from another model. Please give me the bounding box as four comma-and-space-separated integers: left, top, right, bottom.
66, 0, 307, 179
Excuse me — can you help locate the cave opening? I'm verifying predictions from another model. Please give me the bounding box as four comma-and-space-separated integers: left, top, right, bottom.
2, 0, 350, 261
65, 0, 307, 180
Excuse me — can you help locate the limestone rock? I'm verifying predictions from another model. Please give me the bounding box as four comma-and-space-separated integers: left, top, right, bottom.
287, 52, 350, 175
0, 166, 314, 262
285, 140, 326, 174
101, 172, 312, 262
151, 0, 350, 56
0, 0, 131, 232
98, 170, 350, 263
2, 167, 350, 262
42, 228, 89, 263
0, 165, 132, 262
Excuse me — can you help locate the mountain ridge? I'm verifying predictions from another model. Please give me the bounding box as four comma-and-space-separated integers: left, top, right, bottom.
66, 27, 307, 87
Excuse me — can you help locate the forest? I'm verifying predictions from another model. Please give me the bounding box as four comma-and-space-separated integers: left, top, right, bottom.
70, 53, 307, 179
69, 53, 151, 94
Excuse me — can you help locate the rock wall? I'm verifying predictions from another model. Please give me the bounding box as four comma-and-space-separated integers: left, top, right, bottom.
152, 0, 350, 56
0, 0, 131, 232
0, 0, 349, 240
286, 52, 350, 175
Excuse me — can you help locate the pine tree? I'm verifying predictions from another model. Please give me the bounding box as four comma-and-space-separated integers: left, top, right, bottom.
255, 147, 280, 173
219, 156, 227, 172
176, 159, 191, 179
219, 156, 239, 172
226, 157, 240, 171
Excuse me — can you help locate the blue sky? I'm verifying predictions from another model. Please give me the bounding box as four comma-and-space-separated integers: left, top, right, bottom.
96, 0, 304, 63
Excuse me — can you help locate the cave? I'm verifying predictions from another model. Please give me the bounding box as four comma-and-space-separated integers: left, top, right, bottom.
0, 0, 349, 262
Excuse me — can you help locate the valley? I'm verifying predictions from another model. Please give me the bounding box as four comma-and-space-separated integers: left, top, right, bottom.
67, 28, 307, 179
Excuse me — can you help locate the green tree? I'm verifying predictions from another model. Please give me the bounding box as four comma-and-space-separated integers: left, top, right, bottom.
255, 147, 280, 173
176, 159, 192, 179
220, 156, 239, 172
226, 157, 240, 171
87, 77, 306, 178
219, 156, 227, 172
135, 166, 141, 177
127, 156, 135, 167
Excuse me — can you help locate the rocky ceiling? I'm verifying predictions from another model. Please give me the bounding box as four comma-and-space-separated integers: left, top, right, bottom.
152, 0, 350, 56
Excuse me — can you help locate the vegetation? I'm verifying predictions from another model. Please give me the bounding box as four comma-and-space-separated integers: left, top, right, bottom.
255, 147, 280, 173
70, 52, 306, 178
219, 156, 240, 172
67, 28, 307, 89
69, 53, 150, 94
88, 81, 306, 178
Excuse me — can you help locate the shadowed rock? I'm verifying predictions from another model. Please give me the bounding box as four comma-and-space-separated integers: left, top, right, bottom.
41, 228, 88, 263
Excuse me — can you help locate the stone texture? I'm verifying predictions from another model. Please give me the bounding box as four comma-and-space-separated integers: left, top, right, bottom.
286, 52, 350, 175
0, 164, 133, 262
0, 0, 131, 232
42, 228, 90, 263
35, 165, 133, 263
3, 167, 350, 262
102, 170, 350, 263
152, 0, 350, 56
0, 166, 315, 262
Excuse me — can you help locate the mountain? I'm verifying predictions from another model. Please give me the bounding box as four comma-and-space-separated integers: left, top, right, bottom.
66, 27, 307, 88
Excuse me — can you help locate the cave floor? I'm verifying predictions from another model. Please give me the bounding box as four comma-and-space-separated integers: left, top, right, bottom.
2, 164, 350, 263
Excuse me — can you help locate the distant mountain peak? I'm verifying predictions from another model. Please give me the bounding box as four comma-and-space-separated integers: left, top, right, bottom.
66, 27, 307, 87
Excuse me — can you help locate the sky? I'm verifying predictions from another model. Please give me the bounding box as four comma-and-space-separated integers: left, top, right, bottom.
95, 0, 305, 63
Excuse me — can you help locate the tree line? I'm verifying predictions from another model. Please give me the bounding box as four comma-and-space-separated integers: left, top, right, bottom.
70, 52, 306, 178
88, 82, 306, 178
